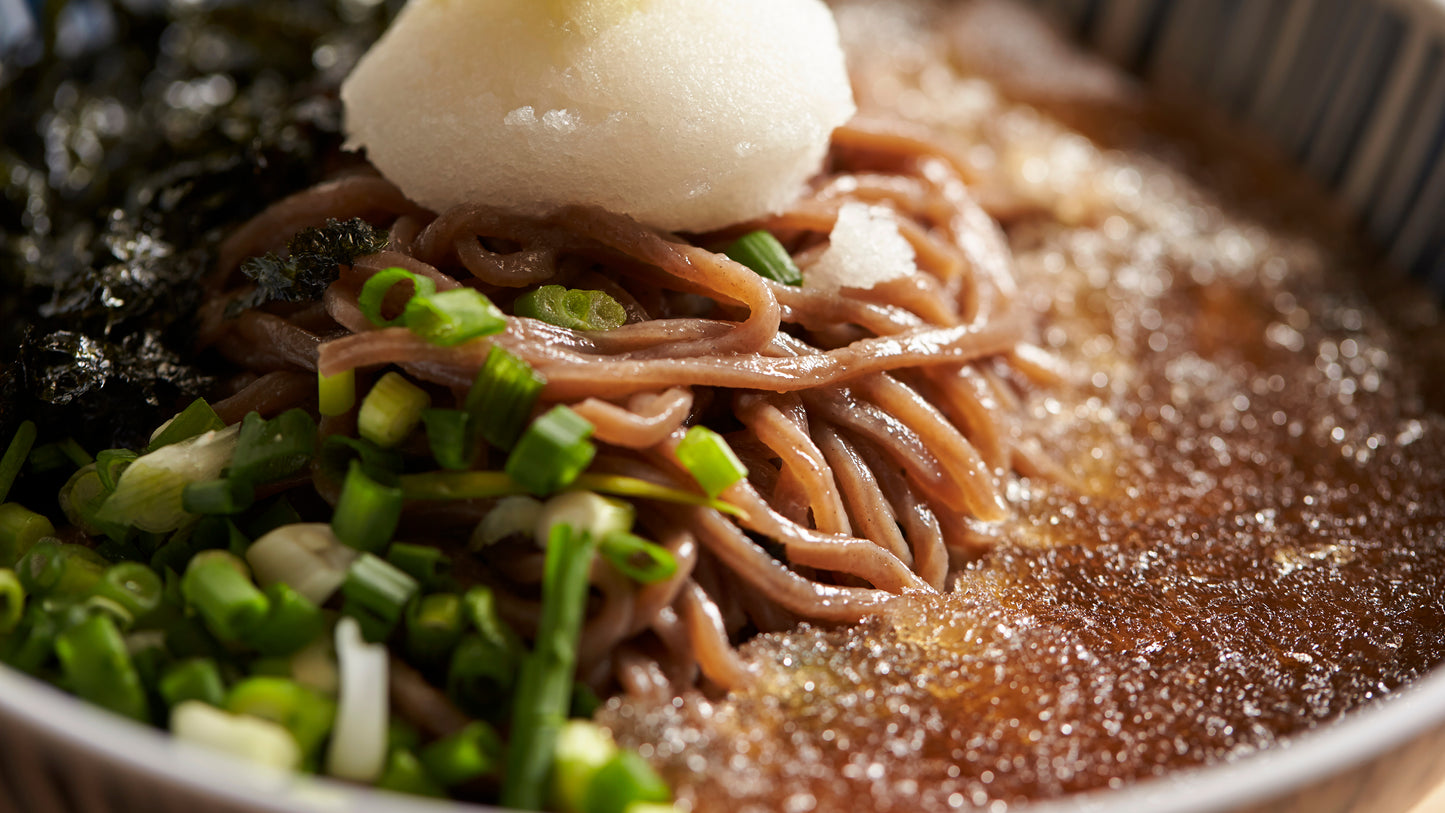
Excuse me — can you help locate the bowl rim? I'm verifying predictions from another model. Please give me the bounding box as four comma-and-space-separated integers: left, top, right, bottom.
5, 654, 1445, 813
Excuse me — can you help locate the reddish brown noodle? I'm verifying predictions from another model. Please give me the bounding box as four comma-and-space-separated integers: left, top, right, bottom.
201, 123, 1059, 701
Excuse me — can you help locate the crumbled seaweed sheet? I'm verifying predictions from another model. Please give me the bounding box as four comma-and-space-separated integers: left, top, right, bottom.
234, 217, 389, 313
0, 0, 401, 449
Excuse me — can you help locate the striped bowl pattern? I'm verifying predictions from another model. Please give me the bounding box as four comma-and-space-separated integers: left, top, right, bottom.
1037, 0, 1445, 293
4, 1, 1445, 812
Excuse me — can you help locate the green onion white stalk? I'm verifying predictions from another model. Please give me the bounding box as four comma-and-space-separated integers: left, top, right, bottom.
246, 523, 358, 605
171, 700, 303, 771
326, 616, 389, 782
94, 424, 240, 533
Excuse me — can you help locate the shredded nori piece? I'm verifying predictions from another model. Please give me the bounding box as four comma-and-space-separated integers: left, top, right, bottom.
235, 217, 388, 312
0, 0, 399, 451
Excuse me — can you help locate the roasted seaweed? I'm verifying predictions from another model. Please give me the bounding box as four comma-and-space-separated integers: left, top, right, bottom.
0, 0, 398, 450
234, 217, 388, 312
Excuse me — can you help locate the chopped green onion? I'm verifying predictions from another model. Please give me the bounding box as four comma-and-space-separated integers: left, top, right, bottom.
723, 229, 802, 286
159, 657, 227, 709
358, 371, 432, 449
16, 539, 107, 600
326, 617, 389, 782
599, 532, 678, 585
467, 346, 547, 452
0, 568, 24, 635
319, 369, 357, 417
95, 449, 138, 491
463, 586, 524, 656
420, 720, 504, 787
674, 426, 747, 498
58, 464, 111, 535
423, 408, 476, 471
405, 592, 465, 668
55, 437, 92, 468
95, 424, 241, 533
359, 267, 437, 328
342, 553, 420, 632
91, 562, 164, 624
400, 471, 747, 519
403, 287, 508, 347
171, 700, 302, 771
505, 406, 596, 497
182, 477, 255, 515
387, 542, 451, 590
472, 495, 544, 549
226, 676, 337, 761
229, 409, 318, 486
181, 550, 269, 642
514, 285, 627, 332
377, 750, 447, 798
500, 524, 599, 810
332, 461, 404, 553
551, 720, 619, 813
0, 420, 37, 503
246, 522, 357, 606
0, 503, 55, 567
246, 583, 325, 657
147, 398, 225, 452
585, 750, 672, 813
537, 491, 635, 547
55, 613, 151, 722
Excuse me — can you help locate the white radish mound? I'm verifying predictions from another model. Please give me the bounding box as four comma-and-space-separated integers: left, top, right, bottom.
341, 0, 856, 233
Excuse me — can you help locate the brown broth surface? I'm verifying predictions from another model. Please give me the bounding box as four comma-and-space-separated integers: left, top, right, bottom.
601, 2, 1445, 810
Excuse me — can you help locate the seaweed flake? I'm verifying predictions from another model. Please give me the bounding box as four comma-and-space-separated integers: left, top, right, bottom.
14, 328, 216, 450
234, 216, 387, 312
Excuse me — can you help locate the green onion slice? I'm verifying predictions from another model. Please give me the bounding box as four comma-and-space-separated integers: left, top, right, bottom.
332, 461, 404, 554
514, 285, 627, 332
422, 408, 475, 471
94, 449, 138, 492
723, 229, 803, 286
359, 267, 437, 328
504, 406, 596, 497
420, 721, 504, 787
55, 613, 151, 722
318, 369, 357, 417
599, 531, 678, 584
358, 372, 431, 449
403, 287, 507, 347
466, 345, 546, 452
0, 503, 54, 569
674, 425, 748, 498
159, 657, 227, 709
181, 550, 270, 643
342, 553, 420, 629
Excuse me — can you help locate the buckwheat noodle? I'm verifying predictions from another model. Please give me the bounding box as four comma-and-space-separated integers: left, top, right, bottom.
200, 121, 1060, 713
